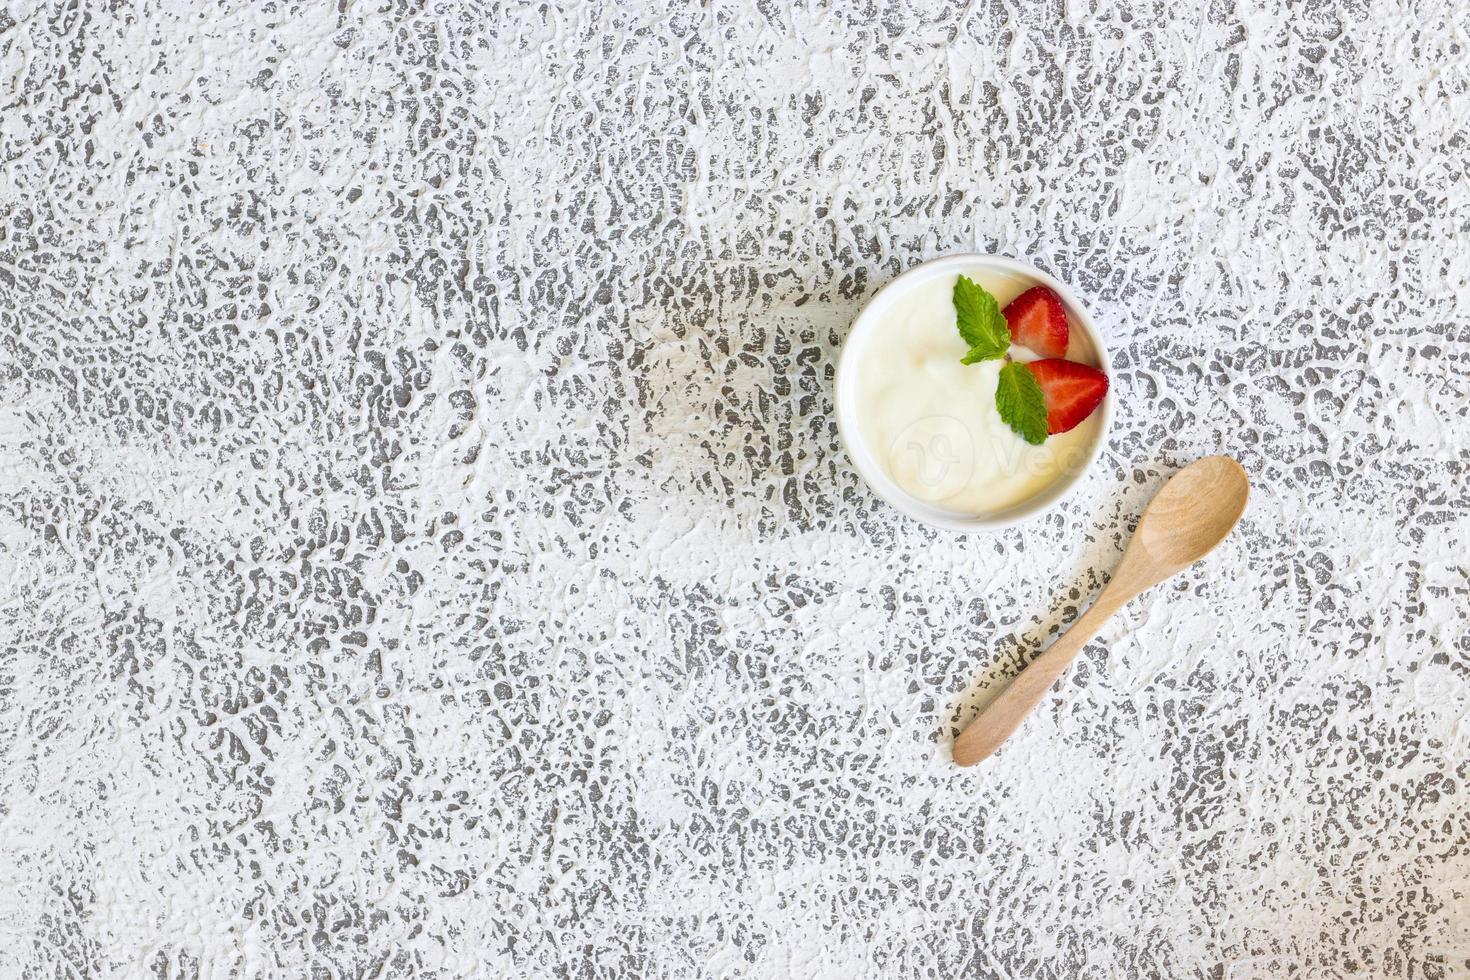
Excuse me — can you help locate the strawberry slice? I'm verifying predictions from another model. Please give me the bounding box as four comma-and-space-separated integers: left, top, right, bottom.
1003, 286, 1070, 358
1025, 358, 1109, 434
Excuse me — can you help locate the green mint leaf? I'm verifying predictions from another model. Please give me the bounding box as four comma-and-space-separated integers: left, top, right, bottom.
995, 361, 1049, 445
960, 335, 1010, 364
953, 274, 1009, 363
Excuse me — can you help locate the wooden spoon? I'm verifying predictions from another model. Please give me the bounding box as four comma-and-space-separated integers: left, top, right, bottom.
952, 455, 1250, 767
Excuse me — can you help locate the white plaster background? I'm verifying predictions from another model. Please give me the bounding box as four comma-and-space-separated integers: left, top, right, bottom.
1, 0, 1468, 977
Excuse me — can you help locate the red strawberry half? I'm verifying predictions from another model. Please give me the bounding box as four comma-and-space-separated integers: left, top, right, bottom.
1003, 286, 1070, 358
1025, 358, 1109, 434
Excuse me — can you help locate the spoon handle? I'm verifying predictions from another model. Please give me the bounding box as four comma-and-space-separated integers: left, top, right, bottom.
952, 586, 1132, 767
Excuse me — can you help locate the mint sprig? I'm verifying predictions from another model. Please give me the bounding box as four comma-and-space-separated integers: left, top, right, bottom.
995, 361, 1048, 445
953, 275, 1010, 364
953, 274, 1051, 444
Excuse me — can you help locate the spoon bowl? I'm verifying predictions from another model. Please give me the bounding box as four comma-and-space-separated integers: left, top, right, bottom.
1118, 455, 1251, 591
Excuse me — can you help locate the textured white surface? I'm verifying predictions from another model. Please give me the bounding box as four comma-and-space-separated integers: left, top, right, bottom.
2, 1, 1469, 977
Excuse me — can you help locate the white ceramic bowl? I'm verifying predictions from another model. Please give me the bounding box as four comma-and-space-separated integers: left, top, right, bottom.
835, 253, 1112, 532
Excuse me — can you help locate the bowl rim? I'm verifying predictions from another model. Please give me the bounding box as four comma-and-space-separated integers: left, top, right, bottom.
835, 252, 1113, 532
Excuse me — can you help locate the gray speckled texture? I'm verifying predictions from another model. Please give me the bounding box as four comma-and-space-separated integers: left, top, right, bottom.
2, 1, 1469, 977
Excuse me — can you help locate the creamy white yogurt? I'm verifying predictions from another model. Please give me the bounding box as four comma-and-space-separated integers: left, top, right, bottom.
852, 265, 1104, 516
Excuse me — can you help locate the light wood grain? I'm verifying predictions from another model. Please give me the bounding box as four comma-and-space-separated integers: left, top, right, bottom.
953, 456, 1250, 767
